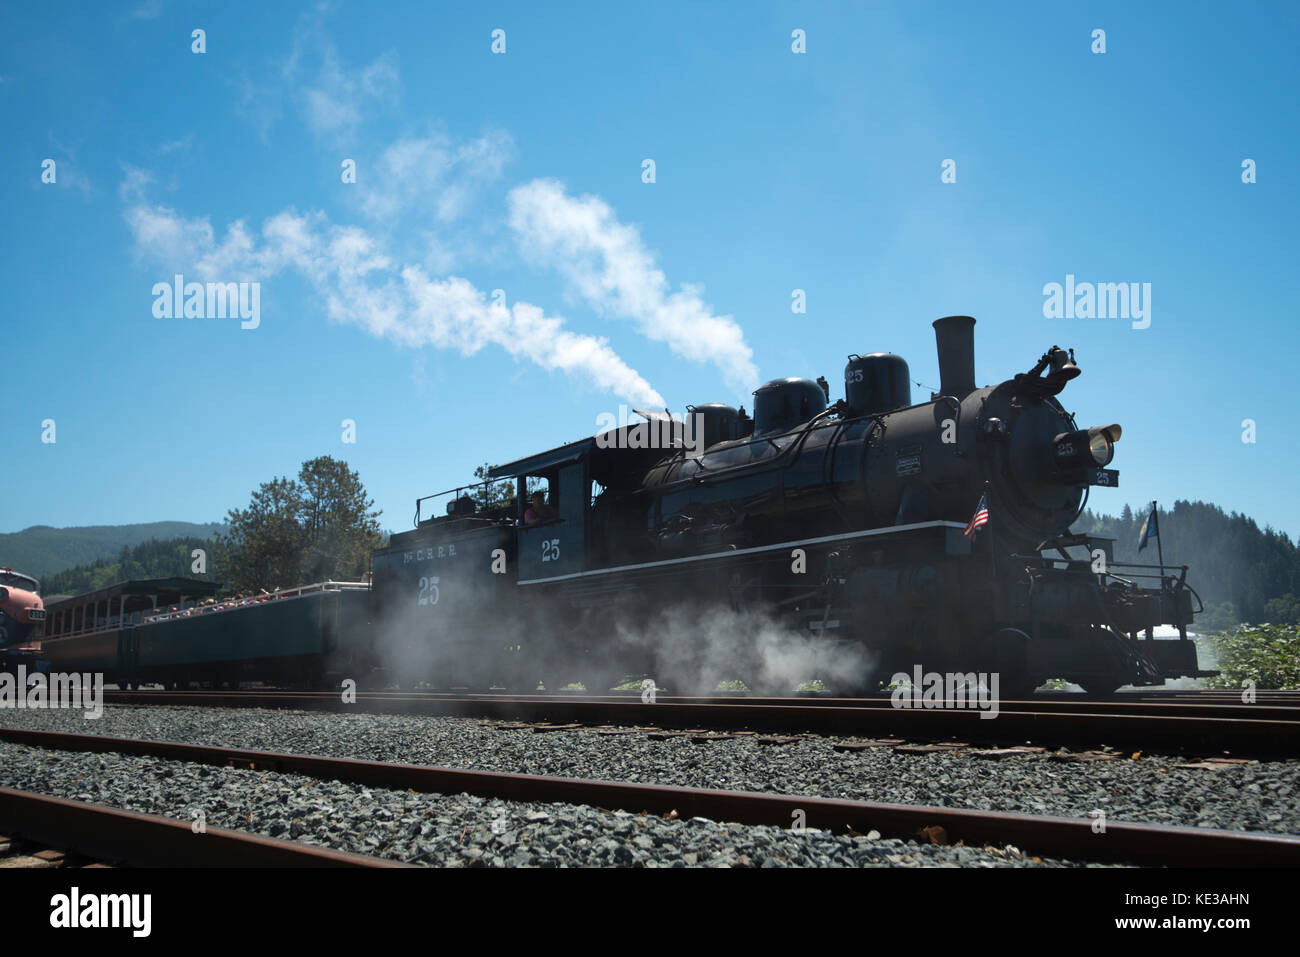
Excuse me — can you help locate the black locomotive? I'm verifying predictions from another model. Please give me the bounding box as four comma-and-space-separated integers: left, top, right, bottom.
372, 316, 1208, 696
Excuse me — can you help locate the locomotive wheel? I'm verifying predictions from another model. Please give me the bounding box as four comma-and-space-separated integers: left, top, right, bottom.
989, 628, 1035, 700
1075, 631, 1134, 696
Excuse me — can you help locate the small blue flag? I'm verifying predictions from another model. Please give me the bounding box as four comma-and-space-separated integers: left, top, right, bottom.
1138, 503, 1159, 552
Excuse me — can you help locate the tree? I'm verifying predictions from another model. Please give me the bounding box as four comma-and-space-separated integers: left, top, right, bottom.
471, 462, 516, 511
1264, 593, 1300, 625
214, 458, 383, 593
1207, 623, 1300, 690
1076, 500, 1300, 624
297, 456, 384, 582
214, 477, 305, 594
42, 535, 218, 596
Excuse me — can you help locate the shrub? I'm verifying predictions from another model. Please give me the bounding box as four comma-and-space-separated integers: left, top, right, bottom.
1205, 624, 1300, 691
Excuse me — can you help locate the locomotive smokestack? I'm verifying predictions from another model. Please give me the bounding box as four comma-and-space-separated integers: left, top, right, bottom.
933, 315, 976, 398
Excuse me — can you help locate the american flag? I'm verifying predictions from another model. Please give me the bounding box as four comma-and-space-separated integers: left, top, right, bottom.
964, 493, 989, 538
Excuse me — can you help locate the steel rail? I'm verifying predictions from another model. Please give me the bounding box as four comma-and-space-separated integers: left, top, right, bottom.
98, 690, 1300, 758
1, 728, 1296, 867
0, 786, 408, 868
110, 688, 1300, 720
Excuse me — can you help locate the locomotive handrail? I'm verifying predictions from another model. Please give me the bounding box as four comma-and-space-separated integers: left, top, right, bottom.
1015, 554, 1189, 575
414, 477, 514, 526
1013, 554, 1192, 595
518, 520, 967, 585
668, 405, 849, 485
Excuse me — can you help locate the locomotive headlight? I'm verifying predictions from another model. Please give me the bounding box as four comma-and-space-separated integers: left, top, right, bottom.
1089, 423, 1121, 466
1051, 424, 1121, 471
1088, 431, 1113, 466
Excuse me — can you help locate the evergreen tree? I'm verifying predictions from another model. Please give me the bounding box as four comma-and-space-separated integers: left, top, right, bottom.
214, 476, 306, 593
42, 536, 218, 596
298, 456, 384, 582
1076, 499, 1300, 629
215, 458, 382, 592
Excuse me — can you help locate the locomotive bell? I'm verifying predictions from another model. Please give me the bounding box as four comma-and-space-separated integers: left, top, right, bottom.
1043, 346, 1081, 393
1020, 345, 1081, 396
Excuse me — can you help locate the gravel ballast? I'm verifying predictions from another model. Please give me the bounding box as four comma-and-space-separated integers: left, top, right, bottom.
0, 704, 1296, 839
0, 741, 1093, 867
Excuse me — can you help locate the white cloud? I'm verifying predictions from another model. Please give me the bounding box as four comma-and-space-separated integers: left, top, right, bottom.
50, 163, 92, 196
233, 9, 401, 143
357, 128, 514, 225
508, 178, 758, 392
46, 134, 92, 196
129, 0, 163, 20
121, 183, 664, 407
158, 134, 194, 154
296, 43, 399, 139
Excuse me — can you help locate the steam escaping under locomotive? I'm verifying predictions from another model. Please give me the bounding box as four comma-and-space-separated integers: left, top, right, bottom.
369, 315, 1210, 696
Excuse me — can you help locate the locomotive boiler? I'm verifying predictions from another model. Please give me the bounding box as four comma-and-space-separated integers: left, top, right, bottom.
642, 316, 1115, 552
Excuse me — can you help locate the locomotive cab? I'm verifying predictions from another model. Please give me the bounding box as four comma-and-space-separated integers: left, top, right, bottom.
489, 415, 694, 580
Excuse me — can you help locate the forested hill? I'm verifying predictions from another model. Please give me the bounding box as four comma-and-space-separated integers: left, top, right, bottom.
1076, 500, 1300, 630
38, 536, 222, 597
0, 522, 226, 579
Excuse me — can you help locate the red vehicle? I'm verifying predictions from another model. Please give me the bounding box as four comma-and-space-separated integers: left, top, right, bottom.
0, 567, 45, 647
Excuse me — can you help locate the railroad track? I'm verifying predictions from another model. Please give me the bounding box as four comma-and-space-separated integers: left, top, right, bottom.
0, 785, 407, 867
1, 826, 103, 869
104, 687, 1300, 716
99, 689, 1300, 759
2, 727, 1297, 867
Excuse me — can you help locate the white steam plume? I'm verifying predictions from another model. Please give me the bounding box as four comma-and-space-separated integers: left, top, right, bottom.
507, 178, 759, 393
121, 182, 665, 407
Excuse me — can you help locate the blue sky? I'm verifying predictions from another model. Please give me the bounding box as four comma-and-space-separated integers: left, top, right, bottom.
2, 1, 1296, 539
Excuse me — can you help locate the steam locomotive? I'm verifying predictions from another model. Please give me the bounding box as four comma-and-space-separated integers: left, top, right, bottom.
25, 316, 1206, 694
371, 316, 1208, 696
